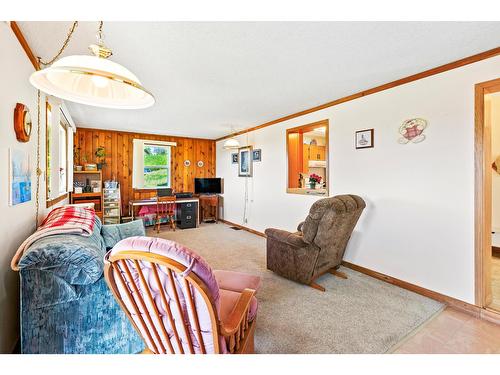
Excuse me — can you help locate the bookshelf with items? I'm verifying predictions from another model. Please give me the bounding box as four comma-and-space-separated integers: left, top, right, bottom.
103, 180, 121, 224
71, 170, 103, 219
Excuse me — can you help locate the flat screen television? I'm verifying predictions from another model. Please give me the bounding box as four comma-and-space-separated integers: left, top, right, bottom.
195, 178, 222, 194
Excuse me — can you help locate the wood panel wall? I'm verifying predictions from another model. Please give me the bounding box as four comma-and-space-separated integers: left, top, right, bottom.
74, 128, 216, 215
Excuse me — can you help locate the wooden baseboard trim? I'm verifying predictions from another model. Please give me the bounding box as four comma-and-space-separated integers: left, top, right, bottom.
219, 219, 266, 238
341, 261, 485, 319
215, 223, 500, 324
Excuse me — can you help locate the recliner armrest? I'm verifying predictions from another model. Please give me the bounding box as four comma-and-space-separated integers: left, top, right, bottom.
265, 228, 309, 247
297, 221, 304, 232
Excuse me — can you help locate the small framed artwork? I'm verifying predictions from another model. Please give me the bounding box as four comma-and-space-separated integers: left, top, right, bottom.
9, 148, 32, 206
231, 153, 238, 164
252, 149, 262, 162
355, 129, 374, 149
238, 146, 253, 177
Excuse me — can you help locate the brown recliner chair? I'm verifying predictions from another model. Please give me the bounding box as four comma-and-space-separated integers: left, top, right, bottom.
265, 194, 365, 291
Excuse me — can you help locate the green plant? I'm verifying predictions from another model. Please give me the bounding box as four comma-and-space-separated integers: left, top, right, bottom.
73, 146, 81, 165
95, 146, 106, 159
95, 146, 106, 166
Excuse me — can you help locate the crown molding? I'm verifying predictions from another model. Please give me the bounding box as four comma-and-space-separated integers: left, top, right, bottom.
215, 46, 500, 142
10, 21, 40, 71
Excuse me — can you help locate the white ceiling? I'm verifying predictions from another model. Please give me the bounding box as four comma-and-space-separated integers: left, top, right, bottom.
18, 21, 500, 139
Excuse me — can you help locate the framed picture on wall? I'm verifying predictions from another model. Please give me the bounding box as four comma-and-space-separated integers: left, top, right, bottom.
238, 146, 253, 177
355, 129, 374, 149
9, 148, 32, 206
231, 153, 238, 164
252, 149, 262, 162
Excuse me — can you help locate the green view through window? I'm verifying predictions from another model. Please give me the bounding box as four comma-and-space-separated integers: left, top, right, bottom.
143, 144, 171, 188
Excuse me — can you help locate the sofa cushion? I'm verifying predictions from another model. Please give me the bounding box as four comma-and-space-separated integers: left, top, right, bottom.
18, 216, 105, 285
101, 220, 146, 249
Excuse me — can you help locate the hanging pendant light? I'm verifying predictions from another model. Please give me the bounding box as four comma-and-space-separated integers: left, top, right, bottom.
29, 22, 155, 109
223, 137, 240, 150
222, 126, 241, 150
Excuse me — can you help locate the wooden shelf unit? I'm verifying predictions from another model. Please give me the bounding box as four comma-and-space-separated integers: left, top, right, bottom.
73, 170, 102, 174
71, 170, 104, 219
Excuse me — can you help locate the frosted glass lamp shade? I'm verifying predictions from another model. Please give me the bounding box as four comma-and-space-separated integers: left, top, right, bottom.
29, 55, 155, 109
223, 138, 240, 150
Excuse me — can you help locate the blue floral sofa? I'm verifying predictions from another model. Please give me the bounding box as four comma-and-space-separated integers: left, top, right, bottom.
17, 217, 145, 354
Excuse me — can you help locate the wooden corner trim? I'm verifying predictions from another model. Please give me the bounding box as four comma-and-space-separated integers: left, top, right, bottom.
76, 127, 215, 142
10, 21, 40, 71
46, 193, 68, 208
215, 46, 500, 142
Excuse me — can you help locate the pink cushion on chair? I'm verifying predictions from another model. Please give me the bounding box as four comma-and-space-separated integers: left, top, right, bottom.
219, 289, 259, 324
109, 236, 223, 353
213, 270, 262, 294
107, 236, 261, 354
111, 236, 220, 308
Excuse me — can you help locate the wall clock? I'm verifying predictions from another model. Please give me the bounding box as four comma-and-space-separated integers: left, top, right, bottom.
14, 103, 32, 142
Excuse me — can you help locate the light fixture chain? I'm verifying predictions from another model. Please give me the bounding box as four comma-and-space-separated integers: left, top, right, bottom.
34, 89, 42, 228
97, 21, 104, 44
38, 21, 79, 66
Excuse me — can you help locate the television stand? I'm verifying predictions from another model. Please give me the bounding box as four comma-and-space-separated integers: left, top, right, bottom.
199, 194, 219, 223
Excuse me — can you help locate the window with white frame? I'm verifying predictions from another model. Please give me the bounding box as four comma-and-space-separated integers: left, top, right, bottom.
45, 99, 74, 202
58, 116, 69, 194
132, 139, 176, 189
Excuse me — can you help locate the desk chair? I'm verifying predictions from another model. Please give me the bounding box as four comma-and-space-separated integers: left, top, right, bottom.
156, 196, 176, 233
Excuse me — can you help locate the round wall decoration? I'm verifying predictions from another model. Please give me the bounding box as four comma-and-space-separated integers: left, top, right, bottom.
14, 103, 32, 142
197, 160, 204, 168
398, 118, 427, 144
184, 160, 191, 167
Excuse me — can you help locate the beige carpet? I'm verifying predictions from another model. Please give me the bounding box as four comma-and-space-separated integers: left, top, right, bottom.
149, 223, 444, 353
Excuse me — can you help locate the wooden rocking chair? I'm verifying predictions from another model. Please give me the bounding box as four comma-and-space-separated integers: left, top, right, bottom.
104, 236, 261, 354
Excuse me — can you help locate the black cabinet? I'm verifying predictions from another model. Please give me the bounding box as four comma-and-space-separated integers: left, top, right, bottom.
177, 202, 197, 229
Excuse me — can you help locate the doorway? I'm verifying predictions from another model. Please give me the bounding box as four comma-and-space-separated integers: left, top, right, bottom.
475, 78, 500, 312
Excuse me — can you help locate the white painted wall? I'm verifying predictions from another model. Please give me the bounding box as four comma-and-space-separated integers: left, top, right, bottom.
217, 55, 500, 304
489, 95, 500, 232
0, 22, 68, 353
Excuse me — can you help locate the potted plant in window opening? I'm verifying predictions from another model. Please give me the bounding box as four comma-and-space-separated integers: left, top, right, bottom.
73, 146, 83, 171
309, 173, 322, 189
82, 153, 97, 171
95, 146, 106, 170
